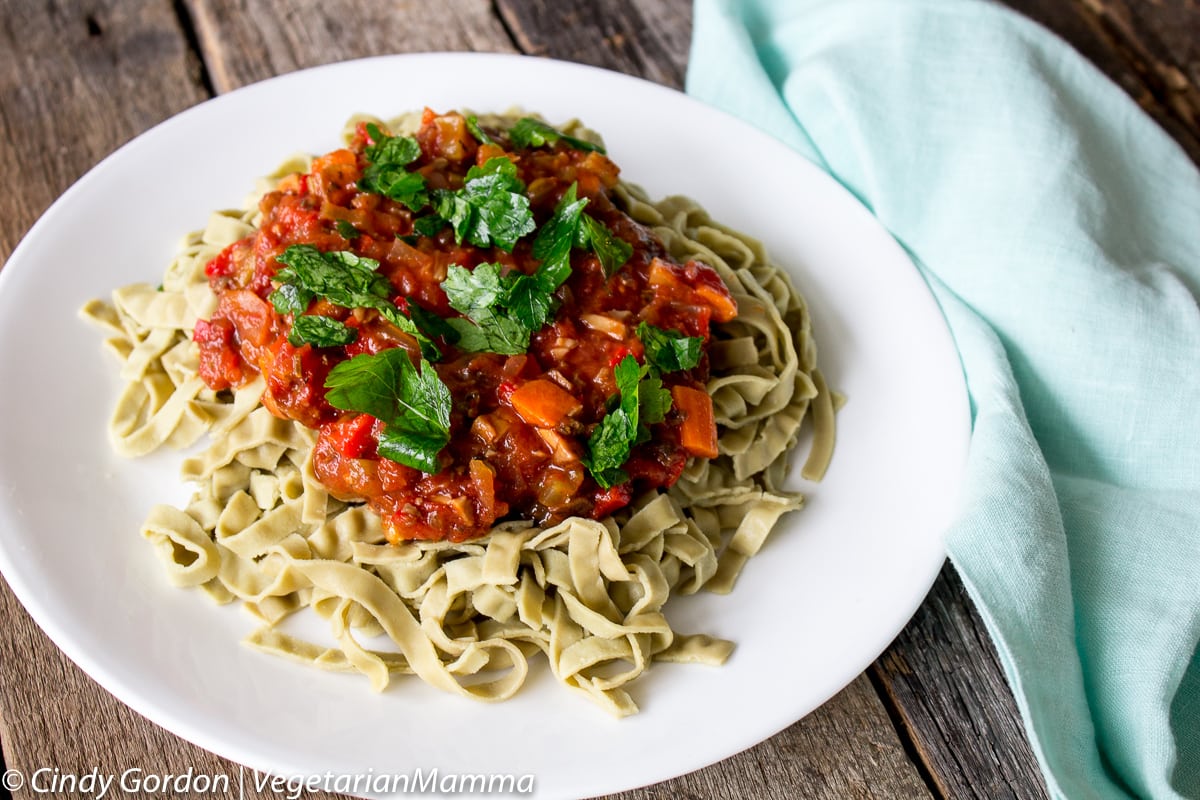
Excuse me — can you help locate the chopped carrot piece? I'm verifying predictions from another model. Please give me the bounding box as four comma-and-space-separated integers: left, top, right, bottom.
508, 380, 583, 428
671, 385, 719, 459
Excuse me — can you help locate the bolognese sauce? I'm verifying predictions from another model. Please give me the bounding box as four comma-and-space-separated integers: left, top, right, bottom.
194, 110, 736, 543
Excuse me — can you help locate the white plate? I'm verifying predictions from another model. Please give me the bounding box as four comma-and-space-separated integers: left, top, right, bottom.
0, 54, 968, 798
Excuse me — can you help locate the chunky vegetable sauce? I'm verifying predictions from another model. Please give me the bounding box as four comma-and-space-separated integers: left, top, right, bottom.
194, 110, 736, 543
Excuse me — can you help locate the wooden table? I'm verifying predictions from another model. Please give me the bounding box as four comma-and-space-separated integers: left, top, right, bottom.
1, 2, 1195, 798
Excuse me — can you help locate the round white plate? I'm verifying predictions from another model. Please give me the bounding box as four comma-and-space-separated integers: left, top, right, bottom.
0, 54, 968, 799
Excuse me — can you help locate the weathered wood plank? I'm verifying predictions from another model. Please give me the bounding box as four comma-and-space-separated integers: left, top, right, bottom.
184, 0, 520, 94
494, 0, 693, 90
0, 0, 208, 259
599, 675, 933, 800
872, 566, 1052, 800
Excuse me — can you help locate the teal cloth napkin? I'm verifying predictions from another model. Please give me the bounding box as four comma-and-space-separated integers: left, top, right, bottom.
687, 1, 1200, 797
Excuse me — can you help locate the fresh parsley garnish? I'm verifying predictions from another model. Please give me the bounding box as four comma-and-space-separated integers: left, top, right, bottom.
581, 325, 704, 486
509, 117, 605, 154
412, 215, 446, 238
288, 315, 358, 348
431, 157, 535, 252
577, 214, 632, 277
440, 233, 587, 354
270, 245, 392, 314
531, 183, 589, 290
269, 245, 445, 362
324, 349, 452, 473
637, 322, 702, 373
335, 219, 361, 240
583, 355, 672, 488
464, 115, 493, 145
441, 263, 534, 355
529, 182, 631, 283
358, 123, 428, 211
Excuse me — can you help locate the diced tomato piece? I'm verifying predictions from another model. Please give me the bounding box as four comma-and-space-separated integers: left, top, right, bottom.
591, 483, 632, 520
204, 241, 239, 278
193, 317, 242, 389
324, 414, 377, 459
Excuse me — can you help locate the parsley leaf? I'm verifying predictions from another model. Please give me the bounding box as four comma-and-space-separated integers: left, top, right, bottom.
406, 302, 461, 346
271, 245, 448, 362
378, 306, 443, 363
442, 263, 533, 355
584, 355, 657, 488
432, 157, 535, 252
445, 315, 530, 355
324, 349, 451, 473
582, 351, 688, 487
464, 115, 493, 145
335, 219, 361, 240
578, 214, 633, 278
269, 281, 313, 317
412, 214, 446, 237
271, 245, 392, 313
288, 315, 358, 348
531, 183, 589, 292
509, 117, 605, 154
502, 273, 556, 332
364, 123, 421, 165
358, 124, 428, 211
637, 322, 702, 373
638, 373, 673, 425
376, 427, 449, 474
443, 262, 508, 317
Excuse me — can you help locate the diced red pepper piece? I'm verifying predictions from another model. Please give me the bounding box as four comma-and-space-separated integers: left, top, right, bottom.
325, 413, 377, 459
591, 483, 632, 520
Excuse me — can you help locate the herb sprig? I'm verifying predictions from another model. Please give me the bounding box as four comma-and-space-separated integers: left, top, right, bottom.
508, 117, 606, 154
583, 355, 673, 488
358, 123, 428, 211
269, 244, 444, 359
428, 157, 536, 252
324, 349, 452, 473
582, 323, 705, 487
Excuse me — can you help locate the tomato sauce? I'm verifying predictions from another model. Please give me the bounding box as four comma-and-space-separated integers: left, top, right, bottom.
195, 110, 737, 543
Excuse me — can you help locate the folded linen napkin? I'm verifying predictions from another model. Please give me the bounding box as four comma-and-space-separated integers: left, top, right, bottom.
687, 1, 1200, 797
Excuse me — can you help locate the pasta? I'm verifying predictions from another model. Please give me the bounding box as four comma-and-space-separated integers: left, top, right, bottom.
82, 111, 834, 716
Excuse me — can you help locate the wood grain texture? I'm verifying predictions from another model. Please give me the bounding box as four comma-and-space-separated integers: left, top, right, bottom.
184, 0, 520, 93
0, 0, 207, 258
494, 0, 693, 90
0, 579, 353, 800
871, 567, 1053, 800
598, 675, 933, 800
